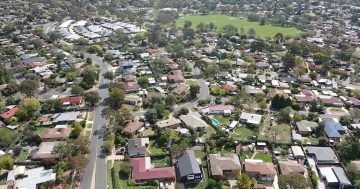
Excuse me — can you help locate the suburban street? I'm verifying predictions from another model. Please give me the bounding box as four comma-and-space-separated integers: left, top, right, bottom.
80, 53, 109, 189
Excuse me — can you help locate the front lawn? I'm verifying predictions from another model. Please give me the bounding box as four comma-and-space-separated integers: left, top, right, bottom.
16, 149, 28, 161
254, 152, 272, 163
106, 160, 113, 189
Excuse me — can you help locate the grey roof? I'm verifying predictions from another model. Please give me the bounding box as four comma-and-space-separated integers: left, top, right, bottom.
52, 111, 80, 123
127, 138, 149, 157
332, 167, 352, 185
179, 113, 208, 129
177, 150, 201, 177
306, 147, 338, 163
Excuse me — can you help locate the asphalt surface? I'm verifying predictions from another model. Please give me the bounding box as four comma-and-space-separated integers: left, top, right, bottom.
80, 53, 109, 189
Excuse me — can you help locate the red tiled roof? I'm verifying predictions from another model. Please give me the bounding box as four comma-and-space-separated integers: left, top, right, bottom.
60, 96, 83, 104
130, 157, 176, 181
244, 161, 276, 176
209, 104, 235, 111
1, 107, 18, 119
41, 128, 73, 140
122, 82, 140, 91
294, 95, 316, 102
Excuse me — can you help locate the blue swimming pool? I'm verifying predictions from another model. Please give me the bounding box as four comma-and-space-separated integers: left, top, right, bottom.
210, 117, 220, 126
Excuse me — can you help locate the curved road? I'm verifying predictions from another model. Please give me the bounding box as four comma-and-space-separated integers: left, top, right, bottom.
80, 53, 109, 189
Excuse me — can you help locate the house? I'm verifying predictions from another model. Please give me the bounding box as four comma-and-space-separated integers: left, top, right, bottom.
244, 160, 277, 182
127, 138, 149, 157
209, 154, 241, 179
294, 95, 316, 104
130, 157, 176, 183
41, 128, 73, 141
291, 146, 305, 160
156, 118, 181, 129
122, 82, 140, 93
51, 111, 81, 124
306, 146, 338, 164
324, 121, 347, 140
124, 95, 141, 105
123, 121, 144, 136
6, 166, 56, 189
240, 112, 262, 125
318, 166, 352, 188
60, 96, 83, 106
32, 141, 60, 160
198, 104, 235, 115
0, 105, 18, 120
347, 97, 360, 107
177, 150, 202, 183
296, 120, 318, 135
278, 161, 305, 175
172, 84, 189, 95
319, 96, 344, 107
179, 113, 208, 130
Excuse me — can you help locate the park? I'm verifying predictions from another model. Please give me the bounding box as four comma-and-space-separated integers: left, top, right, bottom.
176, 14, 302, 39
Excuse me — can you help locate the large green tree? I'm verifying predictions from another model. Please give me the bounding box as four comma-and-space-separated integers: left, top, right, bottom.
279, 173, 309, 189
17, 97, 41, 119
108, 88, 125, 109
19, 79, 39, 96
236, 173, 252, 189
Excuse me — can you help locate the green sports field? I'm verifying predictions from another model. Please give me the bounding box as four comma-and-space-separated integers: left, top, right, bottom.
176, 14, 302, 39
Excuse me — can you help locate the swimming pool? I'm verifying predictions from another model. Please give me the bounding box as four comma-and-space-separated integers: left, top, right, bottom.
210, 117, 220, 126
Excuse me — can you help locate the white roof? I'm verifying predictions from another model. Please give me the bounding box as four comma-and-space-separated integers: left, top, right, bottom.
240, 112, 262, 125
291, 146, 305, 157
59, 20, 74, 28
319, 167, 338, 183
13, 167, 56, 189
228, 121, 238, 129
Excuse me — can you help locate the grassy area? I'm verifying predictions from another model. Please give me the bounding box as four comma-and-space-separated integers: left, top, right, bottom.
85, 130, 91, 138
149, 140, 166, 156
303, 136, 319, 145
214, 147, 235, 156
16, 149, 28, 161
231, 126, 255, 141
262, 124, 291, 143
254, 152, 272, 162
87, 123, 93, 128
176, 14, 302, 38
113, 161, 156, 189
186, 79, 199, 86
106, 160, 113, 189
151, 155, 171, 167
142, 128, 155, 137
34, 127, 46, 136
204, 125, 216, 139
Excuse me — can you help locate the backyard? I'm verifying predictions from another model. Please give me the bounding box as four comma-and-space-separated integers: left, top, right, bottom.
231, 126, 256, 141
176, 14, 302, 38
254, 152, 273, 163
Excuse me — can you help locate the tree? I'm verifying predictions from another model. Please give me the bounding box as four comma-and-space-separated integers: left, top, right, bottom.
70, 154, 88, 176
86, 57, 92, 64
340, 116, 352, 126
279, 173, 309, 189
248, 28, 256, 38
137, 77, 148, 88
71, 85, 84, 96
104, 52, 114, 62
336, 136, 360, 163
350, 108, 360, 123
236, 173, 252, 189
19, 79, 39, 96
282, 53, 296, 71
271, 95, 291, 109
108, 88, 125, 109
145, 109, 158, 124
103, 71, 115, 81
81, 66, 98, 89
84, 91, 100, 106
70, 122, 83, 139
165, 94, 177, 108
184, 20, 192, 29
119, 161, 132, 177
48, 31, 62, 42
190, 84, 200, 99
274, 33, 284, 44
222, 24, 238, 37
17, 97, 41, 119
318, 137, 328, 146
277, 107, 292, 123
0, 155, 14, 171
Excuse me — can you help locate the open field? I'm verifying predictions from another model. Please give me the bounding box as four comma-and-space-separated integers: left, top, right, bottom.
176, 14, 302, 39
